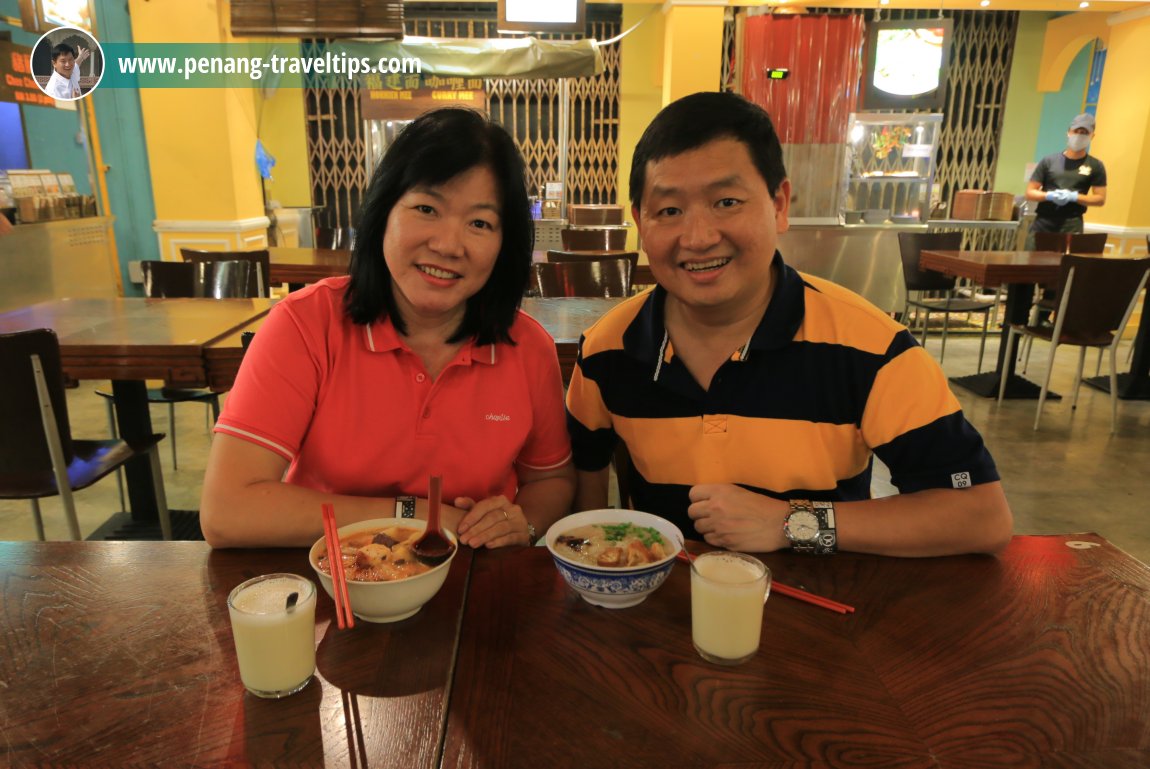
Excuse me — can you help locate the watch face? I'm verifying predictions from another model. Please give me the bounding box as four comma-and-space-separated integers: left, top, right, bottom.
787, 510, 820, 542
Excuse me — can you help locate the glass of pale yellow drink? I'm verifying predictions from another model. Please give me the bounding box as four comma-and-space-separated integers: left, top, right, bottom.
690, 552, 770, 665
227, 573, 317, 697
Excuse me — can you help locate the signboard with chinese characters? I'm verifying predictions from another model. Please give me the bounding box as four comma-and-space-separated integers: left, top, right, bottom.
0, 41, 55, 107
360, 74, 487, 121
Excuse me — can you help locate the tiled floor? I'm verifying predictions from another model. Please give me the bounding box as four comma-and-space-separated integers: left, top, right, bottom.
4, 330, 1149, 564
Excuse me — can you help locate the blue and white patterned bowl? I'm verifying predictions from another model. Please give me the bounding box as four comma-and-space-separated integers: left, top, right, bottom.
545, 509, 682, 609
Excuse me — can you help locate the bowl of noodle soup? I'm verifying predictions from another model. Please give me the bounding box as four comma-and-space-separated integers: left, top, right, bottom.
545, 509, 682, 608
308, 517, 458, 623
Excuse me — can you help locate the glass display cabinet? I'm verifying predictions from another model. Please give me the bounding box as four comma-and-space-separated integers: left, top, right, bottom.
842, 112, 942, 224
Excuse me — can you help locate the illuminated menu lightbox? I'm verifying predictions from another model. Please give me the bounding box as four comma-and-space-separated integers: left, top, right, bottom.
862, 19, 952, 110
498, 0, 585, 34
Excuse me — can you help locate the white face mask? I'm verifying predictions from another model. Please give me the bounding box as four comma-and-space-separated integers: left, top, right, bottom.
1067, 134, 1091, 152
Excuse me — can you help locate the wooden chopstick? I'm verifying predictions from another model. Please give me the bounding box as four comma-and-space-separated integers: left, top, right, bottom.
322, 502, 354, 629
770, 581, 855, 615
676, 549, 854, 615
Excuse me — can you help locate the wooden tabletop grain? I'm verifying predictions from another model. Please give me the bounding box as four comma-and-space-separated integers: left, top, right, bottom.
3, 535, 1148, 767
919, 250, 1064, 286
0, 541, 473, 768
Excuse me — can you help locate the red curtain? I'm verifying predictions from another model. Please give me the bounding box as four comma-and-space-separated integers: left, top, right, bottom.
741, 14, 865, 145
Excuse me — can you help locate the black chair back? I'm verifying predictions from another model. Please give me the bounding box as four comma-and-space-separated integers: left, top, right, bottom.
1055, 255, 1150, 339
1034, 232, 1108, 254
180, 249, 271, 297
897, 231, 964, 292
0, 329, 72, 475
204, 259, 262, 298
532, 259, 633, 298
140, 261, 201, 298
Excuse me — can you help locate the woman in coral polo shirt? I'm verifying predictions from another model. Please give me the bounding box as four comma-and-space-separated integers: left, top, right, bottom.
201, 109, 574, 548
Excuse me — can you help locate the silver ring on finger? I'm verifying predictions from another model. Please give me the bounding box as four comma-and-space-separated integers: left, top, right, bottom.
502, 509, 509, 521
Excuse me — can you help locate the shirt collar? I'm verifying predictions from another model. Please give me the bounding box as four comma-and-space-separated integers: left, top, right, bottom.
364, 315, 497, 366
623, 251, 807, 372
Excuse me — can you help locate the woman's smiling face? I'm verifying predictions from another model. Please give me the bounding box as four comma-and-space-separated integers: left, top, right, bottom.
382, 164, 504, 327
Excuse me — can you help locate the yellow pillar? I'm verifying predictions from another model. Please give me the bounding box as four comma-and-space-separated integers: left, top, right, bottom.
618, 4, 665, 248
129, 0, 269, 259
661, 3, 725, 104
618, 1, 724, 252
1090, 12, 1150, 245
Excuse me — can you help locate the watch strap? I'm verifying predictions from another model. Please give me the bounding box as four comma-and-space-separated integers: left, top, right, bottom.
786, 499, 837, 555
395, 495, 416, 519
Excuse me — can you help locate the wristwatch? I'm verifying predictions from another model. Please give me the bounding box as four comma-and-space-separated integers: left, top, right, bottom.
783, 499, 837, 555
395, 495, 416, 519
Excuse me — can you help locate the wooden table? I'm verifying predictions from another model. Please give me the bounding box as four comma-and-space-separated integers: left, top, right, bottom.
0, 297, 272, 524
919, 250, 1064, 398
4, 535, 1147, 768
268, 246, 352, 284
444, 534, 1150, 768
522, 296, 622, 382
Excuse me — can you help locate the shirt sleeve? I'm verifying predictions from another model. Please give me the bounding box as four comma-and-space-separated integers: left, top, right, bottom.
513, 321, 573, 472
1029, 156, 1050, 186
565, 336, 618, 473
862, 332, 1000, 492
214, 301, 326, 462
1092, 159, 1107, 188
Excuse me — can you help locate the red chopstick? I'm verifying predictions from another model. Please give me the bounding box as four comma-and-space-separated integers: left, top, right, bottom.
770, 581, 855, 615
676, 549, 854, 615
322, 502, 354, 629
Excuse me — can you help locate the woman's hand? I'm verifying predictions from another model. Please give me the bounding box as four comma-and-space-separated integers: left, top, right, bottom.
454, 495, 532, 548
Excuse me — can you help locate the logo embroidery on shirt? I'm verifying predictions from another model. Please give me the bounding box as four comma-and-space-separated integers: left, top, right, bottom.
951, 471, 972, 489
485, 413, 511, 422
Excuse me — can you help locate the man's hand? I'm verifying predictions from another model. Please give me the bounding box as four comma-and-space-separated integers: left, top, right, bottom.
687, 484, 789, 552
75, 47, 90, 66
1046, 189, 1077, 206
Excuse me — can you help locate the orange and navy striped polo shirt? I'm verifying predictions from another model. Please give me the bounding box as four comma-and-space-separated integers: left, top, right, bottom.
565, 253, 999, 539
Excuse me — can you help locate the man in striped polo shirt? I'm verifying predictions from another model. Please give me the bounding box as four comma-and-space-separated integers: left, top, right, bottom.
565, 92, 1012, 557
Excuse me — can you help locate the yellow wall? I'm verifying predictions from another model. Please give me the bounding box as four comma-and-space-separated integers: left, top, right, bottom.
618, 4, 665, 250
129, 0, 268, 257
661, 5, 725, 104
993, 12, 1051, 195
257, 51, 312, 209
1091, 12, 1150, 229
1036, 11, 1110, 92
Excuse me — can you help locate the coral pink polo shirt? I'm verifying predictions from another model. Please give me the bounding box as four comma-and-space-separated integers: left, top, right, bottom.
215, 278, 571, 504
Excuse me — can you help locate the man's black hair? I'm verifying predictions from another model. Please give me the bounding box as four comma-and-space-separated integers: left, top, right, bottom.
51, 43, 77, 61
629, 91, 787, 208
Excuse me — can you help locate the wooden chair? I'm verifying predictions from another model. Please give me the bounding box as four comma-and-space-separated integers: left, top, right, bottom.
999, 254, 1150, 432
531, 259, 633, 298
141, 259, 203, 297
180, 249, 270, 298
0, 329, 171, 540
897, 231, 996, 371
1022, 233, 1109, 372
1033, 232, 1109, 255
567, 204, 625, 226
561, 227, 628, 251
546, 249, 639, 271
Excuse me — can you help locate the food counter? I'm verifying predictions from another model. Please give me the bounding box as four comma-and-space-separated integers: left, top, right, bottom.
780, 219, 1021, 314
0, 218, 120, 313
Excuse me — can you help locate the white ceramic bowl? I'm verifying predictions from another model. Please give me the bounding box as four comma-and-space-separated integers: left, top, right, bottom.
545, 509, 682, 609
308, 517, 458, 623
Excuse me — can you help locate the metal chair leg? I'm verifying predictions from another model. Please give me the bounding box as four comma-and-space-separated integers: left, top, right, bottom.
976, 308, 990, 375
1035, 341, 1059, 431
1109, 343, 1120, 434
1071, 346, 1087, 410
30, 499, 46, 541
148, 446, 173, 541
998, 327, 1017, 405
104, 397, 127, 512
168, 402, 178, 470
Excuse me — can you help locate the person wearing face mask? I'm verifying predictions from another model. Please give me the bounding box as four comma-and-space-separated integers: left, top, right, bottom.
1024, 113, 1107, 248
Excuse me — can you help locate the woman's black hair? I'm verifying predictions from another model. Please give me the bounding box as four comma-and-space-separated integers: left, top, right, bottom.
344, 108, 533, 345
